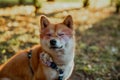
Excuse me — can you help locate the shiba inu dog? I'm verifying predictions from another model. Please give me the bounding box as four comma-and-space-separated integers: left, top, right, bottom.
0, 15, 75, 80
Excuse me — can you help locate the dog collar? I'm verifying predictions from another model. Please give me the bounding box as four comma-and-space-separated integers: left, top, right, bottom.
27, 50, 34, 75
40, 52, 64, 80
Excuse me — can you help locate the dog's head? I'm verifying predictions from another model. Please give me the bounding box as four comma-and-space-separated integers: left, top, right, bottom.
40, 15, 75, 57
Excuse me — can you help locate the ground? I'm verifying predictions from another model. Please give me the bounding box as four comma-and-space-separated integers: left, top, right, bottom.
0, 3, 120, 80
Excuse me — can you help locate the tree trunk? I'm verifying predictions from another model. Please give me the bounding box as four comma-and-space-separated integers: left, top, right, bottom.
33, 0, 38, 13
115, 0, 120, 13
83, 0, 89, 7
47, 0, 55, 2
19, 0, 25, 5
116, 5, 120, 13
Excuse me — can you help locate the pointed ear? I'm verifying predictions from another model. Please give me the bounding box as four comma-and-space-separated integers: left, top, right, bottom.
40, 15, 50, 29
63, 15, 73, 29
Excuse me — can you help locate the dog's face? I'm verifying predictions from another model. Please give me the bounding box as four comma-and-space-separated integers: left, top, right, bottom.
40, 15, 74, 57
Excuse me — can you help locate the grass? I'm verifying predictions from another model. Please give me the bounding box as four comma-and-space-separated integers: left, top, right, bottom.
74, 14, 120, 79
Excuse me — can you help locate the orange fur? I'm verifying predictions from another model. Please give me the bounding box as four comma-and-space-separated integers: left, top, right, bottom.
0, 15, 75, 80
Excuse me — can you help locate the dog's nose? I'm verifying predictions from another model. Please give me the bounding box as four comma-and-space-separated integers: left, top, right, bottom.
50, 39, 56, 46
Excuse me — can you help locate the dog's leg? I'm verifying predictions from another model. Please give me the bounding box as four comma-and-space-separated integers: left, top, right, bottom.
63, 62, 74, 80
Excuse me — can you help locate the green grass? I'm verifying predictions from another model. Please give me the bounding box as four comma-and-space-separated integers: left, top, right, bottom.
74, 14, 120, 79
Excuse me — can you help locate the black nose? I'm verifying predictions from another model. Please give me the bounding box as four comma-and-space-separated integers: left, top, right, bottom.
50, 39, 56, 46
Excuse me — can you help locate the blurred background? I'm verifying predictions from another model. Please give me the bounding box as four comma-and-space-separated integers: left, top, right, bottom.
0, 0, 120, 80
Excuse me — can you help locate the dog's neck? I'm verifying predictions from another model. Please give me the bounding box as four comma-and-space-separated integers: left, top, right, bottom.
55, 53, 73, 66
41, 48, 74, 66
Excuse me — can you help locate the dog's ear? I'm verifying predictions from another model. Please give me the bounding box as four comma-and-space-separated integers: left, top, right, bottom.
63, 15, 73, 29
40, 15, 50, 29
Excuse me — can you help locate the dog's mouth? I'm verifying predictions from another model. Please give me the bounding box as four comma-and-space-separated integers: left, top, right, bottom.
50, 46, 63, 49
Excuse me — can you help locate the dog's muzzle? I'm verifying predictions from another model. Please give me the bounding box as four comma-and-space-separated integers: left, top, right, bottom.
50, 39, 63, 49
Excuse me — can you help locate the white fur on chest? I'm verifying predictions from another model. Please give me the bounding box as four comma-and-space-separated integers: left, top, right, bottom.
43, 61, 74, 80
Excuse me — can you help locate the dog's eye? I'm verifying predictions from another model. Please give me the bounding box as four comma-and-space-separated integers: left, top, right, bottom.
58, 34, 64, 36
